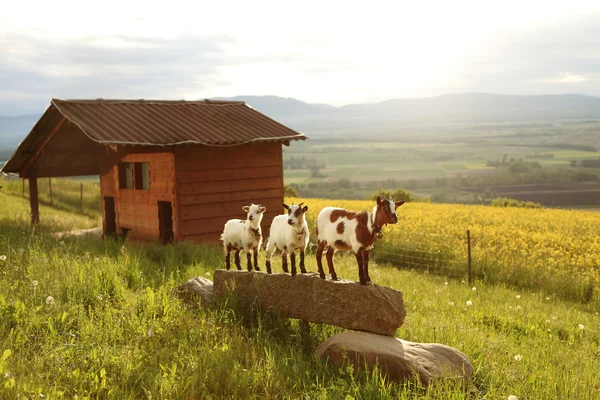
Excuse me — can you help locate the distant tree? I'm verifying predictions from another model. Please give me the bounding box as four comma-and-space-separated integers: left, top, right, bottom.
284, 185, 298, 197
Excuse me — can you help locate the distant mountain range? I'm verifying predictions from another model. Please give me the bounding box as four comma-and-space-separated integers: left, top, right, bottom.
2, 93, 600, 151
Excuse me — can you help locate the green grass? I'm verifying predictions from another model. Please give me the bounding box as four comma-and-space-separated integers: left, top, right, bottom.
1, 192, 599, 398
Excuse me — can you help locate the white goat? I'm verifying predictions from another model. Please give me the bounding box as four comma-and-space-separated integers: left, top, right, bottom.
265, 202, 309, 276
221, 203, 266, 271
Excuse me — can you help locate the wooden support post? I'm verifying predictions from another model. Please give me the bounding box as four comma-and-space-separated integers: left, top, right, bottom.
467, 230, 473, 286
48, 177, 53, 205
22, 179, 25, 198
29, 173, 39, 225
80, 183, 84, 214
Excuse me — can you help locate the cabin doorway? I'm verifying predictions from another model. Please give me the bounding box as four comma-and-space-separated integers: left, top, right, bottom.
158, 201, 173, 244
104, 196, 116, 237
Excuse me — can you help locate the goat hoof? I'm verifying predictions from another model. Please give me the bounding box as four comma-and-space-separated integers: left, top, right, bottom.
331, 276, 339, 281
319, 273, 326, 279
236, 266, 242, 271
254, 267, 261, 272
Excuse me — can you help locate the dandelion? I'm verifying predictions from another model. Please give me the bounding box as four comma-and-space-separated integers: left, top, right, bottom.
472, 287, 477, 291
46, 296, 55, 305
516, 306, 522, 310
147, 328, 154, 337
59, 241, 65, 246
444, 281, 448, 286
547, 329, 551, 333
205, 272, 211, 277
448, 301, 454, 306
461, 280, 466, 284
0, 255, 6, 261
514, 354, 522, 361
508, 396, 518, 400
466, 300, 472, 306
516, 295, 521, 299
579, 324, 585, 330
545, 319, 551, 323
3, 372, 9, 378
546, 297, 551, 300
32, 280, 38, 287
94, 257, 100, 262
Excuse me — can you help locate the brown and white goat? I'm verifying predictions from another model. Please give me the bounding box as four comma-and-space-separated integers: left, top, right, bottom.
221, 204, 266, 271
315, 195, 405, 285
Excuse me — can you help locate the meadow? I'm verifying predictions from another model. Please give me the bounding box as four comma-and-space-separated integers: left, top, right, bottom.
1, 184, 600, 398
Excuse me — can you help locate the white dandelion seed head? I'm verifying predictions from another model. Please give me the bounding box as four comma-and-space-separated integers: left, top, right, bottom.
94, 257, 100, 262
508, 395, 519, 400
516, 295, 521, 299
461, 280, 466, 284
32, 280, 38, 287
545, 320, 551, 324
516, 305, 522, 310
147, 328, 154, 337
547, 329, 551, 333
472, 287, 477, 291
205, 272, 211, 277
444, 281, 448, 286
46, 296, 55, 305
448, 301, 454, 306
3, 372, 9, 378
546, 297, 551, 300
466, 300, 473, 306
579, 324, 584, 330
514, 354, 522, 361
0, 255, 6, 261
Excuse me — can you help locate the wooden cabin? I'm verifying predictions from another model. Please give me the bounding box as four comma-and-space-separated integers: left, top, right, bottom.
1, 99, 306, 243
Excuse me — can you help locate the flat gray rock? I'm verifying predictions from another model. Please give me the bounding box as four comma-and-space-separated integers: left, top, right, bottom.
173, 276, 213, 306
316, 331, 473, 385
213, 270, 406, 336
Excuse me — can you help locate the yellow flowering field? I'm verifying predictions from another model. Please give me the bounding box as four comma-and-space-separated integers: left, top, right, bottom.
289, 198, 600, 303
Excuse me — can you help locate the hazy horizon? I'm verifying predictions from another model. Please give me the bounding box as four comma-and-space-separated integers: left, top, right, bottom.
2, 0, 600, 114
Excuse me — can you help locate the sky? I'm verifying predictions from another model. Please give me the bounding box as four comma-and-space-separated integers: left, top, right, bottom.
1, 0, 600, 115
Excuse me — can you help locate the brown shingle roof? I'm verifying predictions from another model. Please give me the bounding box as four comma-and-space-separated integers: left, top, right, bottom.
52, 98, 306, 146
2, 98, 307, 176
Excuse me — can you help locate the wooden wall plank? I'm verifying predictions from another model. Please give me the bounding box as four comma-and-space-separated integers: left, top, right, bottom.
179, 188, 281, 207
176, 165, 281, 184
180, 196, 281, 221
179, 176, 281, 196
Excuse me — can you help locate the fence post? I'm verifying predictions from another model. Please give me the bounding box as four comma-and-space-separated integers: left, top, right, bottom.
467, 229, 473, 286
22, 179, 25, 197
49, 177, 53, 205
80, 183, 84, 214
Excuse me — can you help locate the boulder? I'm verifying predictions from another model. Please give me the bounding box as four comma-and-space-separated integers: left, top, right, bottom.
173, 276, 214, 306
212, 270, 406, 336
316, 331, 473, 385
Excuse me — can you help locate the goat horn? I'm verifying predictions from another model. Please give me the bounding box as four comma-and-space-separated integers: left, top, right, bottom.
298, 202, 304, 207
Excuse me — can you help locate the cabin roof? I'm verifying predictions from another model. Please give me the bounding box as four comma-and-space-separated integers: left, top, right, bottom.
2, 98, 307, 176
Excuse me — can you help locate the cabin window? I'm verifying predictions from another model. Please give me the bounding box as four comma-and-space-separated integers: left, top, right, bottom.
119, 162, 133, 189
135, 162, 150, 190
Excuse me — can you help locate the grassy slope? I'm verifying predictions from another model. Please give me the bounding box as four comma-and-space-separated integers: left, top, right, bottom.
1, 194, 599, 399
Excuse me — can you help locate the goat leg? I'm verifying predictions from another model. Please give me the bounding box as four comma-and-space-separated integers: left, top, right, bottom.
290, 252, 297, 277
282, 251, 289, 273
253, 250, 260, 271
246, 252, 253, 271
356, 251, 366, 285
326, 247, 338, 280
234, 250, 241, 270
299, 250, 307, 274
363, 250, 371, 283
316, 242, 326, 279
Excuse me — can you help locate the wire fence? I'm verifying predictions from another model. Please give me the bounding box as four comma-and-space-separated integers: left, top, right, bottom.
372, 230, 473, 283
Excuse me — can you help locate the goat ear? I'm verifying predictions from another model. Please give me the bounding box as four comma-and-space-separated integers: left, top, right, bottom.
259, 206, 267, 213
282, 203, 289, 210
376, 195, 385, 205
302, 205, 309, 213
395, 200, 406, 208
242, 206, 250, 213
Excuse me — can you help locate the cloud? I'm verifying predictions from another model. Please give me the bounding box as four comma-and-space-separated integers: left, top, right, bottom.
545, 72, 586, 83
0, 33, 233, 114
